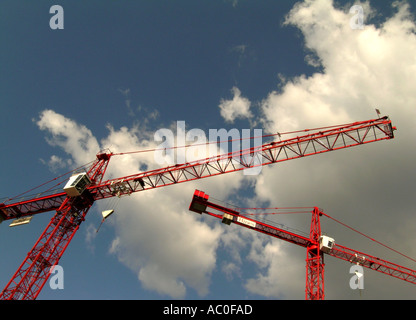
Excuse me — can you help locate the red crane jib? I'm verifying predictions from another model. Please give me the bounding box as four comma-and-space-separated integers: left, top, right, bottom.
0, 117, 396, 221
189, 189, 416, 300
0, 116, 397, 300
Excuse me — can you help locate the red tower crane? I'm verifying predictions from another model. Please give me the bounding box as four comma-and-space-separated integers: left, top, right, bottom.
0, 116, 396, 299
188, 189, 416, 299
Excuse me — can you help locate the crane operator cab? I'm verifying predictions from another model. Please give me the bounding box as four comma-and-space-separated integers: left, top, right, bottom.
64, 173, 91, 197
319, 235, 335, 253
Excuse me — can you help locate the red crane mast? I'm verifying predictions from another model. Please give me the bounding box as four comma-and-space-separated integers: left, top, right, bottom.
189, 189, 416, 299
0, 116, 396, 299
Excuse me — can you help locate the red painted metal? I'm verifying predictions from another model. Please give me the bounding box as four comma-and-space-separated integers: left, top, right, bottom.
329, 244, 416, 285
0, 151, 111, 300
0, 116, 396, 221
188, 190, 416, 299
0, 117, 396, 299
305, 208, 324, 300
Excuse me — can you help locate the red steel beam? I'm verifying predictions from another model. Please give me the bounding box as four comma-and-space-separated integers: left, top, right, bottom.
0, 116, 395, 222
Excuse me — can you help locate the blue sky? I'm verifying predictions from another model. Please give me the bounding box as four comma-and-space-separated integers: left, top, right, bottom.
1, 0, 416, 300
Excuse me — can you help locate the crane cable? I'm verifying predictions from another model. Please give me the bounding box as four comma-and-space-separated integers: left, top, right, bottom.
4, 118, 380, 202
96, 191, 122, 233
3, 160, 95, 204
321, 212, 416, 265
207, 198, 416, 266
111, 119, 373, 157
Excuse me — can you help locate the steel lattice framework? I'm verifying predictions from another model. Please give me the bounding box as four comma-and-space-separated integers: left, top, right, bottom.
0, 154, 111, 300
0, 116, 396, 299
188, 189, 416, 300
329, 244, 416, 284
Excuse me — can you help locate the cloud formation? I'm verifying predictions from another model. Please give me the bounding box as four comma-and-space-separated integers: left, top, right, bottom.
36, 109, 100, 165
219, 87, 252, 123
261, 0, 416, 135
246, 0, 416, 299
35, 0, 416, 299
36, 109, 246, 299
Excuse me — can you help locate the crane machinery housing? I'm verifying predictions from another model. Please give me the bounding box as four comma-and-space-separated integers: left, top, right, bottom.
0, 115, 396, 299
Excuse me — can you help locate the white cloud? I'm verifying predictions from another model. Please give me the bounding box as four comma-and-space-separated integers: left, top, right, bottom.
245, 239, 304, 299
39, 154, 73, 172
85, 223, 98, 253
36, 109, 100, 165
35, 0, 416, 299
221, 261, 241, 281
260, 0, 416, 135
36, 110, 245, 299
219, 87, 252, 123
105, 192, 224, 298
250, 0, 416, 299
